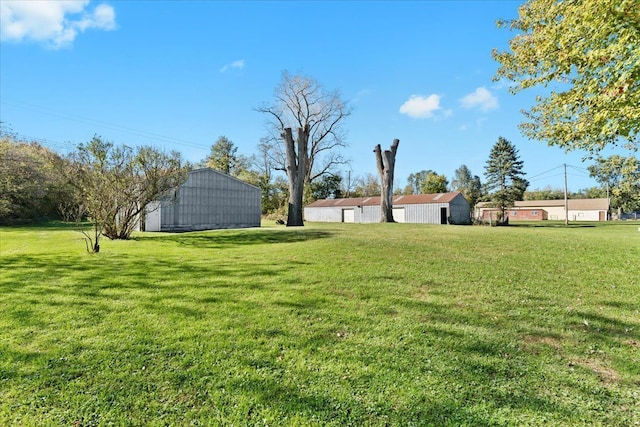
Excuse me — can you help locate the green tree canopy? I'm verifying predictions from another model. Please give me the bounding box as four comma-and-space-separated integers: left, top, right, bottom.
308, 174, 342, 201
494, 0, 639, 153
588, 155, 640, 212
404, 170, 449, 194
484, 137, 529, 222
451, 165, 483, 209
0, 131, 74, 223
205, 136, 249, 176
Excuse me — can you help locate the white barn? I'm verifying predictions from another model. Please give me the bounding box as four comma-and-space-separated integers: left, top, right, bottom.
304, 192, 471, 224
145, 168, 261, 232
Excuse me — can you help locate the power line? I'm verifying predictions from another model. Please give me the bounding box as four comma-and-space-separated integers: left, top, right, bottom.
527, 165, 564, 180
1, 100, 211, 150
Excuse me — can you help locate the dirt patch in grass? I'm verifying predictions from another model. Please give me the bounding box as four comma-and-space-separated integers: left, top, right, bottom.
521, 334, 563, 353
572, 359, 621, 387
624, 339, 640, 348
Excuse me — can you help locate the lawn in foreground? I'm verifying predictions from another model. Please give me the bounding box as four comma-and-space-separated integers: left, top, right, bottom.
0, 221, 638, 426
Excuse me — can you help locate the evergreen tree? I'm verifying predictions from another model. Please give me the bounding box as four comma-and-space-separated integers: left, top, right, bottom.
484, 137, 529, 223
205, 136, 247, 176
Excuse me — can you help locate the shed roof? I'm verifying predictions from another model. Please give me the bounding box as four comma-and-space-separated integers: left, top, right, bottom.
187, 167, 260, 190
307, 192, 464, 208
477, 198, 609, 210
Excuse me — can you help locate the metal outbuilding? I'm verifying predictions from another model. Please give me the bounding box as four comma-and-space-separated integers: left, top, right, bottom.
304, 192, 471, 224
144, 168, 261, 232
475, 198, 610, 222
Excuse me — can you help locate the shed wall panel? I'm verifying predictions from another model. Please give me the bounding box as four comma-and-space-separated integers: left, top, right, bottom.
156, 169, 260, 231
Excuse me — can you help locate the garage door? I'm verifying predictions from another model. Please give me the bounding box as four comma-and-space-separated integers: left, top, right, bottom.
342, 209, 355, 223
392, 207, 405, 223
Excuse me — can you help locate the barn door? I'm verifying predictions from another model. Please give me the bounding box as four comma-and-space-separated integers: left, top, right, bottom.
342, 209, 355, 223
440, 207, 448, 224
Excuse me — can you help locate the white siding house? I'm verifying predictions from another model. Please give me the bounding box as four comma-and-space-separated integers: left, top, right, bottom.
304, 192, 471, 224
145, 168, 261, 232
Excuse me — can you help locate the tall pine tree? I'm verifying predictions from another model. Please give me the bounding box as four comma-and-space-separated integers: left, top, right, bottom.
205, 136, 244, 176
484, 137, 528, 224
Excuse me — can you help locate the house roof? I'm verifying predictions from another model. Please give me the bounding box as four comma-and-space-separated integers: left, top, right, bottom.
477, 198, 609, 210
307, 192, 464, 208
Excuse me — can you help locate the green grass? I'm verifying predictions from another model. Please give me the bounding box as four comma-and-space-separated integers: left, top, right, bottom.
1, 220, 639, 426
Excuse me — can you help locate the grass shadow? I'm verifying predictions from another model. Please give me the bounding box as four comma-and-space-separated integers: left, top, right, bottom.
134, 228, 334, 249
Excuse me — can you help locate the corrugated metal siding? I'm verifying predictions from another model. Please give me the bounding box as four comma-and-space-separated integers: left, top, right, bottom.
402, 203, 443, 224
303, 206, 345, 222
159, 169, 261, 231
448, 194, 471, 224
304, 193, 471, 224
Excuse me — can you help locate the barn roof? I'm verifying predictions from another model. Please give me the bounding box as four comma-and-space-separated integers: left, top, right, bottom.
477, 198, 609, 210
187, 167, 261, 190
307, 192, 464, 208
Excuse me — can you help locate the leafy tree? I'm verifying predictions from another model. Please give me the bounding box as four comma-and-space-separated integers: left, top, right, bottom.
451, 165, 483, 210
0, 132, 74, 223
308, 174, 342, 201
66, 136, 188, 251
580, 186, 607, 199
404, 170, 448, 194
204, 136, 249, 176
352, 173, 381, 197
494, 0, 639, 153
257, 72, 350, 226
404, 170, 430, 195
422, 171, 449, 194
523, 186, 566, 201
484, 137, 529, 223
588, 155, 640, 212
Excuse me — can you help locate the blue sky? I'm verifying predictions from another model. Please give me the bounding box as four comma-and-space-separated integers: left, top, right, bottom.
0, 0, 609, 192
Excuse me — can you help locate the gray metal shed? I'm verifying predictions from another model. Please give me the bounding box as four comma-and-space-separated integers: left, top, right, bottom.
145, 168, 261, 232
304, 192, 470, 224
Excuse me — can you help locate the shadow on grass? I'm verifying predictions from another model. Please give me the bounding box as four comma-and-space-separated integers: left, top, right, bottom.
508, 222, 596, 228
134, 228, 333, 249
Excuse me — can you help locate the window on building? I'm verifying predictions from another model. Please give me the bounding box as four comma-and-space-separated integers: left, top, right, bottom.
532, 211, 538, 216
511, 211, 518, 216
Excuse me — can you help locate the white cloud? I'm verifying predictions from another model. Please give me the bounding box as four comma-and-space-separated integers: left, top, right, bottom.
399, 94, 441, 119
460, 87, 498, 112
0, 0, 116, 48
220, 59, 245, 73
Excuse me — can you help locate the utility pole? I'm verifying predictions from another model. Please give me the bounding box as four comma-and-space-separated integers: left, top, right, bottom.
563, 163, 569, 225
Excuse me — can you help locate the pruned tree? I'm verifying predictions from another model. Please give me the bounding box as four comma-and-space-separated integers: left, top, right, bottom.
484, 137, 529, 224
257, 72, 350, 226
65, 136, 188, 251
493, 0, 639, 153
374, 139, 400, 223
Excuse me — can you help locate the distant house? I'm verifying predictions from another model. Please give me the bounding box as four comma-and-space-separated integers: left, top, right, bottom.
145, 168, 261, 232
304, 192, 471, 224
475, 198, 610, 222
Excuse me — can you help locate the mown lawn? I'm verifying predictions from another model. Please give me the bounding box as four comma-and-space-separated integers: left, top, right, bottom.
0, 221, 639, 426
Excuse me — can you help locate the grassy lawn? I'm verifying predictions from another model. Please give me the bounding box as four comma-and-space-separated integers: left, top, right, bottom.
1, 220, 639, 426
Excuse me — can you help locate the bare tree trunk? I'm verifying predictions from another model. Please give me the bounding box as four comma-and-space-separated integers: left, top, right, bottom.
374, 139, 400, 223
283, 127, 308, 226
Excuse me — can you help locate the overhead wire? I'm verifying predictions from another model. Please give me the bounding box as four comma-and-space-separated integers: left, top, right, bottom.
1, 100, 211, 151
